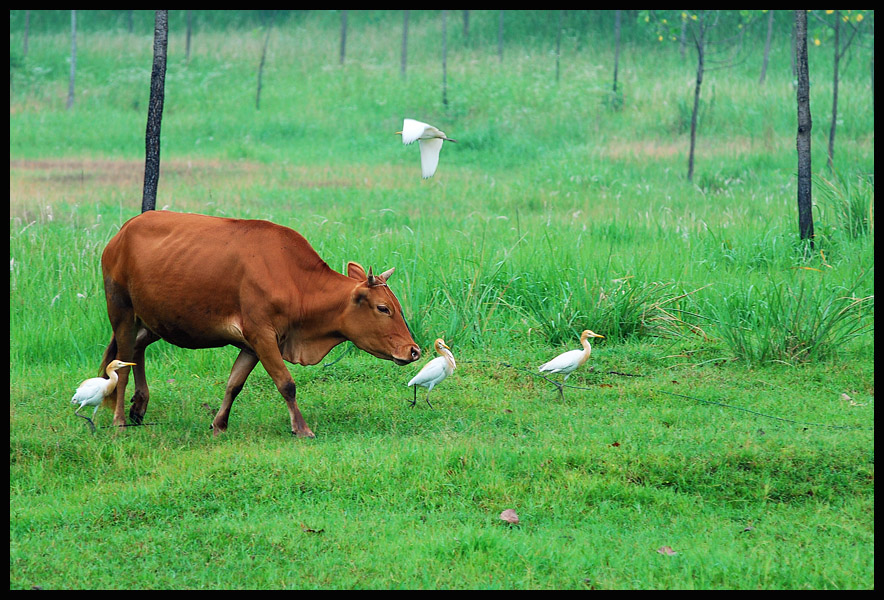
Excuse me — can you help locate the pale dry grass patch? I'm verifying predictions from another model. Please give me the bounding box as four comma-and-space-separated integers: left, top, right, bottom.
9, 158, 452, 221
605, 134, 791, 162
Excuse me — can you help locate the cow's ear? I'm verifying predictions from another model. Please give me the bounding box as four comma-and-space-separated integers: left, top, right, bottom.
347, 261, 367, 281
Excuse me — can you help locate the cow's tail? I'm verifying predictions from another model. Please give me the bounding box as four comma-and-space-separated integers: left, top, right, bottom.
99, 334, 118, 409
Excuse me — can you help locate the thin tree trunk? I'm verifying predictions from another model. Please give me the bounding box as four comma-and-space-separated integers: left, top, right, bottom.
256, 23, 271, 110
339, 10, 347, 66
794, 10, 814, 246
142, 10, 168, 213
827, 10, 840, 171
442, 10, 448, 107
401, 10, 409, 78
555, 10, 563, 83
66, 10, 76, 110
613, 9, 621, 93
687, 19, 705, 182
759, 9, 774, 84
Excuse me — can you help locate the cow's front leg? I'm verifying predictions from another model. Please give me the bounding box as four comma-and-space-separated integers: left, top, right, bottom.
250, 336, 315, 438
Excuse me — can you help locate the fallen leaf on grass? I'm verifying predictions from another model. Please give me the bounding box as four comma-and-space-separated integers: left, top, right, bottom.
656, 546, 677, 556
500, 509, 519, 525
610, 441, 620, 447
300, 523, 324, 534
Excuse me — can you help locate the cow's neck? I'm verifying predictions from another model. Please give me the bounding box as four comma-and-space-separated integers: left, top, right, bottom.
278, 267, 353, 366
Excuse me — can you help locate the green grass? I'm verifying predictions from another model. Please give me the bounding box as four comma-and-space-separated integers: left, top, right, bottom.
10, 10, 874, 589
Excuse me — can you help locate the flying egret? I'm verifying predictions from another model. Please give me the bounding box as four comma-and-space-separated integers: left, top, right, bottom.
407, 338, 456, 408
71, 359, 136, 431
395, 118, 457, 179
538, 330, 604, 399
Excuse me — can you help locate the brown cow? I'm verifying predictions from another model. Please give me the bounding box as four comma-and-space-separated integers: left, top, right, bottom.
99, 210, 421, 438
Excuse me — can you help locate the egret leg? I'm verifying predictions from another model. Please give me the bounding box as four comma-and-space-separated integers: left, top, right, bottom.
409, 385, 417, 408
74, 411, 96, 433
424, 389, 434, 410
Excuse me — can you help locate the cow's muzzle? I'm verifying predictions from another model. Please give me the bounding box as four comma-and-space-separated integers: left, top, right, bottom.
393, 344, 421, 365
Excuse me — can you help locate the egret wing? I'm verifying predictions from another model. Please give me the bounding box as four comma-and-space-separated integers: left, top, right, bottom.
408, 356, 448, 387
418, 138, 444, 178
72, 377, 106, 407
400, 119, 427, 145
539, 349, 582, 374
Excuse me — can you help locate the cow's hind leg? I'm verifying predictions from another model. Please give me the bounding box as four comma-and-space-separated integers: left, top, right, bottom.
212, 349, 260, 435
129, 326, 160, 424
104, 279, 137, 428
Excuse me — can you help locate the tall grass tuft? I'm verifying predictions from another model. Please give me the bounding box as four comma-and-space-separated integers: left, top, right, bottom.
815, 171, 874, 240
706, 271, 873, 365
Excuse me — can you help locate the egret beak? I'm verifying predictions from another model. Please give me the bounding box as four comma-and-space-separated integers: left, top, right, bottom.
395, 131, 402, 135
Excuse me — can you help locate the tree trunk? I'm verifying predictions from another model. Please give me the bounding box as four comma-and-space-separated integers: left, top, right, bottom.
759, 9, 774, 84
827, 10, 840, 171
687, 19, 705, 182
442, 10, 448, 107
66, 10, 76, 110
555, 10, 563, 83
256, 22, 271, 110
401, 10, 409, 78
794, 10, 814, 246
613, 9, 621, 93
142, 10, 168, 214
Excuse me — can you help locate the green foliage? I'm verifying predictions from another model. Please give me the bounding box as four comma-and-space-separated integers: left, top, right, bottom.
705, 270, 873, 365
814, 171, 874, 239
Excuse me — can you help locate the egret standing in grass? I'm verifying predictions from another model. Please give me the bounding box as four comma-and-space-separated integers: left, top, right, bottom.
71, 360, 136, 431
538, 330, 604, 399
407, 338, 456, 408
396, 118, 457, 179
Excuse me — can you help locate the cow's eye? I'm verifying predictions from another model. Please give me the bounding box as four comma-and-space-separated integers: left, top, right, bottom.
377, 304, 391, 315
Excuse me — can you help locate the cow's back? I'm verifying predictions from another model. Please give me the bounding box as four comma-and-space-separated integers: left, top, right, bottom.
102, 211, 329, 348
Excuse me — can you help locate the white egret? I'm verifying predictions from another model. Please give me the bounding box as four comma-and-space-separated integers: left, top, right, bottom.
407, 338, 456, 408
538, 330, 604, 399
395, 118, 457, 179
71, 359, 136, 431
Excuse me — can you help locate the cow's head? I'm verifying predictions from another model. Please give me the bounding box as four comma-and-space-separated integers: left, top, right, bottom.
340, 262, 421, 365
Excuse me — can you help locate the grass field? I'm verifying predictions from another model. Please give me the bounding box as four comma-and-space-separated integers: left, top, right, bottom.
9, 10, 874, 589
